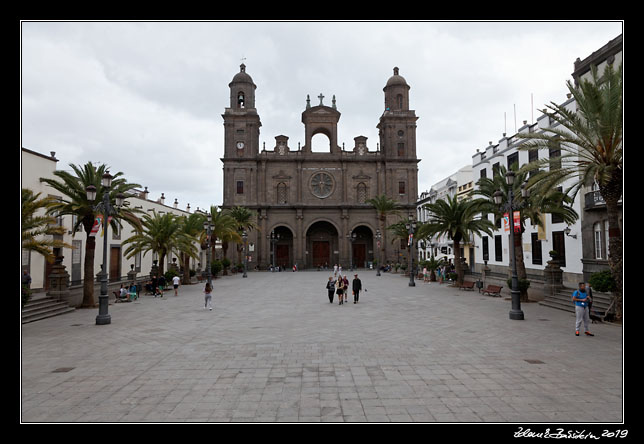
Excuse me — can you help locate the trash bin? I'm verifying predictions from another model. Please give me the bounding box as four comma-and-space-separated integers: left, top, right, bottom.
476, 280, 483, 292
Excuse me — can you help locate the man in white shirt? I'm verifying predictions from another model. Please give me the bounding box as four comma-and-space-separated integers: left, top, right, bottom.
172, 275, 181, 296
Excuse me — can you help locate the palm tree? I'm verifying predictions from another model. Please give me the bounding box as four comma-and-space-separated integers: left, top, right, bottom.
21, 188, 73, 263
366, 194, 400, 263
518, 63, 622, 317
228, 206, 259, 266
122, 211, 198, 277
423, 255, 446, 282
423, 194, 495, 285
475, 165, 579, 300
386, 220, 410, 271
39, 162, 141, 308
203, 206, 241, 275
178, 212, 206, 284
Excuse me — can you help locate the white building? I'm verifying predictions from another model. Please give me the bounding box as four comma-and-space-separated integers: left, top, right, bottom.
21, 147, 205, 296
416, 164, 475, 268
470, 96, 584, 288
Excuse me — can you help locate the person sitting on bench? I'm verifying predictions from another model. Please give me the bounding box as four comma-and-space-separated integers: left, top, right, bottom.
129, 283, 138, 301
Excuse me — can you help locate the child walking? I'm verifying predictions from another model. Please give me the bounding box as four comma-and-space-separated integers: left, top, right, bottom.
204, 282, 213, 311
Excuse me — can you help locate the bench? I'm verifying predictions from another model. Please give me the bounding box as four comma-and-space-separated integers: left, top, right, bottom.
113, 290, 131, 303
458, 281, 475, 291
482, 284, 503, 297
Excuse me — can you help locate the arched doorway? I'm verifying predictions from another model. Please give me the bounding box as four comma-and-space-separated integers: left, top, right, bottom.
306, 221, 339, 269
350, 225, 374, 268
268, 225, 294, 270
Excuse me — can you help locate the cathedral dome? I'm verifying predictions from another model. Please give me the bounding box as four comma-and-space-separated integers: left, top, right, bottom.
385, 67, 409, 87
231, 63, 255, 84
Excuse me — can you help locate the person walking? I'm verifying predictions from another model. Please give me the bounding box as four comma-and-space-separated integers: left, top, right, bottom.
326, 276, 335, 303
158, 274, 166, 294
333, 264, 338, 277
172, 275, 180, 296
572, 282, 594, 336
343, 275, 350, 304
336, 276, 345, 305
338, 264, 343, 277
423, 266, 428, 283
204, 282, 213, 311
22, 269, 32, 290
352, 274, 362, 304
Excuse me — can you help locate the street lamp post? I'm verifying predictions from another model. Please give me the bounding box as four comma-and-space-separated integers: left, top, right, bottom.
242, 229, 248, 278
268, 230, 279, 272
493, 170, 527, 321
86, 172, 125, 326
203, 214, 213, 287
375, 229, 382, 276
347, 231, 357, 270
405, 218, 417, 287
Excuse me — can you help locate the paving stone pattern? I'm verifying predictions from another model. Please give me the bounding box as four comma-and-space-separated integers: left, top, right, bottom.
21, 271, 623, 423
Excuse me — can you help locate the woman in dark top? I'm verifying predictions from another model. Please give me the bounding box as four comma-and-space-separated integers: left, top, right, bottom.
336, 277, 345, 305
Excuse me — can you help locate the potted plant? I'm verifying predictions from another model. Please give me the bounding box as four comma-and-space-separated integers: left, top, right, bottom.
211, 260, 223, 278
221, 258, 231, 275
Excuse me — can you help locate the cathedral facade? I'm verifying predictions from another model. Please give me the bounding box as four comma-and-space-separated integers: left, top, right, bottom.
221, 64, 419, 269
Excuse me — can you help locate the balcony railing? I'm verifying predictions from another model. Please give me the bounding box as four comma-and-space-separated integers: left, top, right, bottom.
584, 190, 622, 210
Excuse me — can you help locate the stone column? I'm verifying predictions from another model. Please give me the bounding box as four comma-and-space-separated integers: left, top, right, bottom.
169, 257, 179, 274
543, 255, 564, 295
296, 209, 304, 268
127, 264, 138, 286
47, 256, 71, 306
150, 260, 159, 279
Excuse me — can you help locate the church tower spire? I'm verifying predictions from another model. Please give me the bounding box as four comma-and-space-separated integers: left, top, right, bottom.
228, 63, 257, 109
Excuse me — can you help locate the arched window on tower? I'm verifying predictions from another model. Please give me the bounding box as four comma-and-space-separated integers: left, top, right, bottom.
396, 94, 403, 110
357, 182, 367, 203
277, 182, 288, 204
238, 91, 245, 108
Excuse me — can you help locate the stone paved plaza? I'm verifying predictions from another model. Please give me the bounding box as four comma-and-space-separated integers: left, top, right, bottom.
21, 271, 623, 423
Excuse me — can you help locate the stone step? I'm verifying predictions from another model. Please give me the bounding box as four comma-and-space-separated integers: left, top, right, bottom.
23, 298, 66, 309
22, 298, 75, 324
541, 289, 613, 314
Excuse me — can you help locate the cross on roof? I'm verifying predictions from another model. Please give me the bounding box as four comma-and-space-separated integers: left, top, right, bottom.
318, 93, 324, 105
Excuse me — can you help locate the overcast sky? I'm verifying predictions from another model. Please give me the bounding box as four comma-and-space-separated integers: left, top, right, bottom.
21, 21, 622, 212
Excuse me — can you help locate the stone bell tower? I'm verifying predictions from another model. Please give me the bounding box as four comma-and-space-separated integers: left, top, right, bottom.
222, 64, 261, 207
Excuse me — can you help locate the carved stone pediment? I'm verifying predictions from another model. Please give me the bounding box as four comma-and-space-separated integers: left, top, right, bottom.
272, 170, 292, 180
352, 170, 371, 180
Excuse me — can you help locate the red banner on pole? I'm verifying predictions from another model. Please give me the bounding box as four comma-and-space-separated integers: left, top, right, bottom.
513, 211, 521, 233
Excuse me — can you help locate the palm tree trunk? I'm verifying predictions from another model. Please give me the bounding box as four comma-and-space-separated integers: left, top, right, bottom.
182, 252, 191, 285
605, 196, 623, 320
158, 252, 166, 276
380, 215, 386, 264
514, 230, 529, 302
237, 243, 242, 267
599, 176, 622, 320
222, 241, 229, 275
81, 234, 96, 308
453, 238, 463, 285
